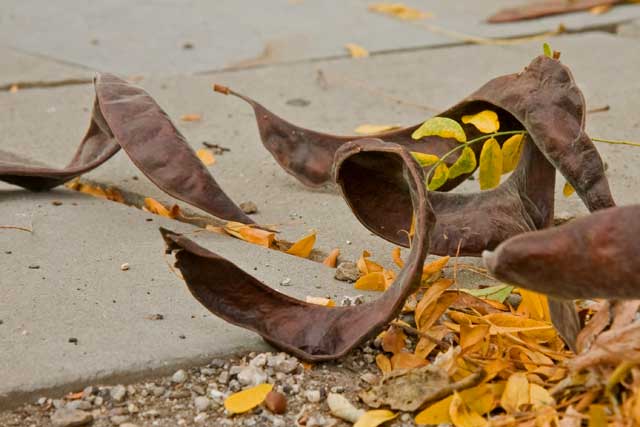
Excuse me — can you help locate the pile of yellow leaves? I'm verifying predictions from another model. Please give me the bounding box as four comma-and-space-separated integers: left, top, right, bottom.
353, 249, 640, 426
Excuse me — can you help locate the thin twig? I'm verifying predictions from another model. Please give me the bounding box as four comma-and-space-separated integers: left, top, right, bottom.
0, 225, 32, 233
417, 22, 565, 46
391, 320, 450, 350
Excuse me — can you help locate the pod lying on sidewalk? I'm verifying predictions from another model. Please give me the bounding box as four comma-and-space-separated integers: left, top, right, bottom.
483, 205, 640, 300
0, 73, 252, 224
162, 139, 435, 361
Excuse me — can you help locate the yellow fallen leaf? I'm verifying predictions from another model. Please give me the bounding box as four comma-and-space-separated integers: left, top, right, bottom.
501, 372, 529, 414
382, 269, 395, 290
354, 124, 401, 135
286, 231, 316, 258
345, 43, 370, 58
144, 197, 179, 218
224, 221, 275, 248
483, 312, 556, 341
357, 251, 384, 275
529, 383, 555, 409
392, 247, 404, 268
423, 256, 450, 277
448, 146, 477, 180
355, 410, 397, 427
322, 248, 340, 267
501, 134, 524, 173
354, 271, 387, 292
9, 84, 19, 93
66, 180, 125, 203
460, 323, 490, 352
590, 4, 612, 14
414, 325, 449, 359
412, 117, 467, 142
563, 181, 575, 197
224, 383, 273, 414
415, 383, 500, 425
391, 352, 428, 370
516, 289, 550, 322
180, 113, 201, 122
305, 296, 335, 307
382, 326, 406, 354
479, 137, 502, 190
368, 3, 431, 20
462, 110, 500, 134
376, 353, 392, 374
449, 392, 489, 427
196, 148, 216, 166
415, 278, 454, 329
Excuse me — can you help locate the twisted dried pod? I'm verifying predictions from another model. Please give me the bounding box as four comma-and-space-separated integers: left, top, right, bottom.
336, 56, 614, 256
0, 74, 252, 224
162, 139, 435, 361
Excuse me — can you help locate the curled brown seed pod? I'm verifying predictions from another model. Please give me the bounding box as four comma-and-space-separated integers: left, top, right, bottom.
335, 56, 614, 256
483, 205, 640, 301
161, 139, 435, 361
0, 74, 252, 224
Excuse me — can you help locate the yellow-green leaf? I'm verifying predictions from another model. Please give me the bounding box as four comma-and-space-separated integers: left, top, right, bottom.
501, 134, 525, 173
543, 42, 552, 58
563, 181, 575, 197
500, 373, 529, 414
345, 43, 370, 58
412, 117, 467, 143
354, 124, 401, 135
427, 163, 449, 191
224, 383, 273, 414
448, 147, 477, 179
449, 392, 488, 427
354, 409, 397, 427
461, 110, 500, 134
286, 232, 316, 258
411, 152, 439, 167
479, 138, 502, 190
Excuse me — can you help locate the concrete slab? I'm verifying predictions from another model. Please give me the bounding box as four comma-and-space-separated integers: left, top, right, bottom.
0, 0, 638, 74
0, 187, 365, 409
2, 33, 638, 268
0, 47, 91, 90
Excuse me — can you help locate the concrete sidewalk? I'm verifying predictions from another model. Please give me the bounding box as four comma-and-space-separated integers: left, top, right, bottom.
2, 1, 640, 411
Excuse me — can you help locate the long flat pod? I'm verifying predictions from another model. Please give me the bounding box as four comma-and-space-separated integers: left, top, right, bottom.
0, 74, 252, 224
487, 0, 621, 23
483, 205, 640, 300
161, 139, 435, 361
335, 56, 614, 256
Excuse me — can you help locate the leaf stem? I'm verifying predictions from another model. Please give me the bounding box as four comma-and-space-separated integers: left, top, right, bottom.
592, 137, 640, 148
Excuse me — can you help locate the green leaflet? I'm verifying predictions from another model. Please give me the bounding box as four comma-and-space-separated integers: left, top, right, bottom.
449, 147, 477, 180
479, 138, 503, 190
501, 133, 525, 174
463, 284, 515, 303
411, 152, 439, 167
543, 42, 552, 58
427, 163, 450, 191
412, 117, 467, 143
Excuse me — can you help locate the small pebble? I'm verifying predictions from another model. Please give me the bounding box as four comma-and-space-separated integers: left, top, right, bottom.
279, 278, 291, 287
120, 263, 130, 271
28, 264, 40, 269
110, 384, 127, 402
110, 415, 130, 425
239, 201, 258, 214
50, 408, 93, 427
171, 369, 188, 383
194, 396, 211, 412
334, 262, 360, 282
305, 389, 321, 403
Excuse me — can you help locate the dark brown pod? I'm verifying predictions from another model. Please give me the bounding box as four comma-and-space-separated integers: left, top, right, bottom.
335, 56, 614, 256
483, 205, 640, 300
161, 139, 435, 361
487, 0, 620, 23
213, 86, 513, 191
0, 74, 252, 224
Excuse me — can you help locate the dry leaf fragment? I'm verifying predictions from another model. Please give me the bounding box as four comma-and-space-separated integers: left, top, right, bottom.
285, 231, 316, 258
224, 221, 276, 248
460, 324, 490, 352
590, 4, 613, 14
224, 383, 273, 414
354, 124, 402, 135
516, 289, 550, 322
423, 256, 450, 277
415, 383, 499, 425
357, 250, 384, 274
196, 148, 216, 166
354, 409, 397, 427
563, 181, 576, 197
360, 365, 451, 411
322, 248, 340, 267
461, 110, 500, 134
376, 353, 392, 374
391, 352, 429, 370
305, 296, 335, 307
9, 84, 19, 93
345, 43, 370, 58
368, 3, 432, 20
144, 197, 179, 218
382, 326, 406, 354
501, 372, 529, 413
180, 113, 201, 122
